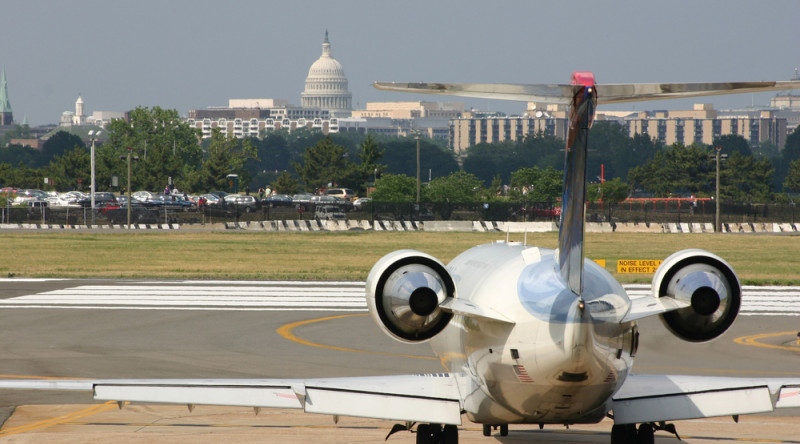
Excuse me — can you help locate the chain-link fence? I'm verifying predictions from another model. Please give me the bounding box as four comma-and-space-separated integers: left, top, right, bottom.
3, 200, 799, 226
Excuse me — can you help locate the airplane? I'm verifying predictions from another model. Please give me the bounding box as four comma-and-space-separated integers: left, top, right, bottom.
2, 73, 800, 444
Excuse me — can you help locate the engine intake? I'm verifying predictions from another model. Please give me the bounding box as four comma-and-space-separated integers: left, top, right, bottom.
366, 250, 455, 343
652, 249, 741, 342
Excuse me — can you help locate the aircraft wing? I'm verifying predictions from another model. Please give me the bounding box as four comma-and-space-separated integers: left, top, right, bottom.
374, 80, 800, 105
611, 374, 800, 424
0, 373, 466, 425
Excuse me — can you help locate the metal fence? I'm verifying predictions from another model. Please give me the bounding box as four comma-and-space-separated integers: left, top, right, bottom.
2, 201, 799, 226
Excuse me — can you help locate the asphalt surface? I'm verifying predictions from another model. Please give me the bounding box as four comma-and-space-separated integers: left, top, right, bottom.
1, 278, 799, 443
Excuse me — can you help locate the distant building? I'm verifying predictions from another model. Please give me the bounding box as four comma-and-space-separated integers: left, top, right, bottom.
337, 116, 451, 140
352, 102, 464, 120
449, 104, 570, 154
300, 31, 352, 117
450, 102, 794, 154
188, 99, 337, 139
622, 104, 789, 148
60, 96, 126, 129
0, 69, 13, 126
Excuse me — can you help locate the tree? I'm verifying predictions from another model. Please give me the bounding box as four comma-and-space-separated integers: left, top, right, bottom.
42, 146, 90, 191
272, 171, 300, 195
355, 134, 386, 193
39, 131, 85, 168
292, 136, 355, 192
628, 143, 712, 196
783, 159, 800, 193
103, 106, 202, 192
720, 151, 773, 202
188, 129, 257, 192
370, 173, 416, 202
509, 166, 562, 202
382, 137, 459, 180
425, 171, 483, 203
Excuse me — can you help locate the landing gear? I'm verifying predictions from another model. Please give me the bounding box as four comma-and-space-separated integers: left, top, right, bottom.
416, 423, 458, 444
482, 424, 508, 437
610, 422, 675, 444
610, 424, 637, 444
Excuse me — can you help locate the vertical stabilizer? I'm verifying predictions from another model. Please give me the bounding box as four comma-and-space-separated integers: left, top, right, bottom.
558, 72, 597, 298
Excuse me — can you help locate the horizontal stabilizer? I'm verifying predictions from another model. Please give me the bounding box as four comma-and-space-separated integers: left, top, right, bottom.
374, 80, 800, 105
621, 295, 690, 322
438, 297, 515, 324
612, 374, 800, 424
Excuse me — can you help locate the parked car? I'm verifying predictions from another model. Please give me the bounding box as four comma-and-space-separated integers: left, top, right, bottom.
315, 205, 346, 221
352, 197, 372, 210
263, 194, 293, 207
77, 192, 118, 208
224, 194, 261, 213
13, 189, 48, 205
324, 188, 355, 201
132, 191, 156, 202
292, 194, 314, 205
143, 194, 194, 211
199, 193, 223, 206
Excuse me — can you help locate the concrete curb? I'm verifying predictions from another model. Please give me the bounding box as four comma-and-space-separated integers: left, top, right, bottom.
3, 220, 800, 233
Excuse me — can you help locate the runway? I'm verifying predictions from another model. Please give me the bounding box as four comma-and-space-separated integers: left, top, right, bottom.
1, 279, 799, 315
1, 278, 800, 443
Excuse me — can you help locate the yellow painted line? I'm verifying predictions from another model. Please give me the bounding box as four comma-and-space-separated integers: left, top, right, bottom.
276, 313, 437, 360
0, 374, 88, 379
0, 401, 120, 437
734, 331, 800, 352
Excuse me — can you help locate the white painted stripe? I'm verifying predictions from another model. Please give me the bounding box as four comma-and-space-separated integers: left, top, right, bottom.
2, 281, 799, 314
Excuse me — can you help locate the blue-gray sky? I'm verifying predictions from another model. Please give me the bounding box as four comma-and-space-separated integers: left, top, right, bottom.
2, 0, 798, 126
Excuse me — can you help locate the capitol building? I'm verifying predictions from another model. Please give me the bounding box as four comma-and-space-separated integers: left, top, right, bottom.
301, 31, 352, 117
187, 32, 355, 138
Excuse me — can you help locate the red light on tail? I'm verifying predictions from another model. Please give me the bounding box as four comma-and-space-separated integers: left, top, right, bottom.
571, 71, 595, 87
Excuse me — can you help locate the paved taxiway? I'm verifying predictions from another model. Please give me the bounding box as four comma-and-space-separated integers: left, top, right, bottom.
1, 278, 800, 443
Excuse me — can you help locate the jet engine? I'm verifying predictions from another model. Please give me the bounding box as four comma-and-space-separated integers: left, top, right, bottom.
652, 249, 741, 342
365, 250, 455, 343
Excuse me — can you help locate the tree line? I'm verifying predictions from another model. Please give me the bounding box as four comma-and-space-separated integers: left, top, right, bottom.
2, 106, 800, 204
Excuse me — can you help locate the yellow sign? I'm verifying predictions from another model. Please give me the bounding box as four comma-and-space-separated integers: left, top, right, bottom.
593, 259, 606, 268
617, 259, 663, 274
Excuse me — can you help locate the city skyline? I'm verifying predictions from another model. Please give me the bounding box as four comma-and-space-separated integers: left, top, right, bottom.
1, 0, 798, 127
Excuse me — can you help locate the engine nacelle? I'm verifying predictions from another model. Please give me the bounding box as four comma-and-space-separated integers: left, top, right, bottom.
366, 250, 455, 343
652, 249, 741, 342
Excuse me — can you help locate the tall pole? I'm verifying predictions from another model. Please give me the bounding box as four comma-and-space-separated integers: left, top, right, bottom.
415, 132, 421, 206
90, 134, 97, 226
715, 145, 721, 233
127, 147, 132, 229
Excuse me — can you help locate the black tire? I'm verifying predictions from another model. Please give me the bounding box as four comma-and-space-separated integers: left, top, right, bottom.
482, 424, 491, 437
610, 424, 637, 444
636, 423, 654, 444
417, 423, 432, 444
500, 424, 508, 436
442, 424, 458, 444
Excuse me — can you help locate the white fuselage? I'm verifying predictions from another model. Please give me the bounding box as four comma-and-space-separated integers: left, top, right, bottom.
431, 241, 636, 425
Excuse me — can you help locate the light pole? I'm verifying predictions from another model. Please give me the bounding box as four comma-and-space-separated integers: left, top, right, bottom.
413, 131, 421, 206
120, 147, 139, 229
712, 146, 728, 233
88, 130, 102, 226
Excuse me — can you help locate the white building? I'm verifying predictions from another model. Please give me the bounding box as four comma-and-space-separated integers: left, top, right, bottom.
300, 31, 352, 117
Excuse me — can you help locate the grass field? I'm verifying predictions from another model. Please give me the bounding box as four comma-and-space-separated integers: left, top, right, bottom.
1, 231, 798, 285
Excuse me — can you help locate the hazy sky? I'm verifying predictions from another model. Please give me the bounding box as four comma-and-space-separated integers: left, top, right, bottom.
2, 0, 798, 126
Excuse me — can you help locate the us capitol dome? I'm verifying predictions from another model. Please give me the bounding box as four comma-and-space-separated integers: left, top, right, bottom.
301, 31, 352, 117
